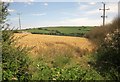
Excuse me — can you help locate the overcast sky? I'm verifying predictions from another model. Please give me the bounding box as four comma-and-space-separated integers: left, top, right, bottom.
4, 0, 118, 29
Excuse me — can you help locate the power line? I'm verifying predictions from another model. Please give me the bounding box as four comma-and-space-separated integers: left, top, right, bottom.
99, 2, 110, 26
17, 13, 22, 30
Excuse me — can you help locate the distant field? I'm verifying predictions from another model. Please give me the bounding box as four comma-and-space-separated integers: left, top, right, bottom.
15, 26, 96, 37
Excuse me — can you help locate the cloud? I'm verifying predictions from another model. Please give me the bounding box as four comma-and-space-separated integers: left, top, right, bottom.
61, 12, 79, 17
32, 13, 46, 16
86, 9, 99, 14
27, 0, 34, 1
19, 17, 103, 28
8, 9, 16, 13
78, 2, 97, 10
27, 2, 32, 5
79, 5, 89, 10
78, 2, 81, 5
1, 0, 14, 2
107, 3, 118, 13
23, 0, 34, 5
1, 0, 34, 2
43, 3, 48, 6
60, 17, 102, 26
89, 2, 96, 5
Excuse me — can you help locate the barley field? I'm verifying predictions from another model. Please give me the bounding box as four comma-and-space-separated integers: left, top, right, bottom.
14, 33, 94, 57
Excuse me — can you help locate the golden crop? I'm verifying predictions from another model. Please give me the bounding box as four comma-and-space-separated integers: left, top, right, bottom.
14, 33, 94, 57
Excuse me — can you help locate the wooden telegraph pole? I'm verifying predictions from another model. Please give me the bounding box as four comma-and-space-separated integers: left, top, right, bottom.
99, 2, 109, 26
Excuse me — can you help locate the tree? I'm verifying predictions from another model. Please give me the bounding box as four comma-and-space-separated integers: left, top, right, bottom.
0, 2, 32, 81
0, 2, 9, 25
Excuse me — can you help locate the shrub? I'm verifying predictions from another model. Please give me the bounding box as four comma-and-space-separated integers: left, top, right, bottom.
85, 17, 119, 45
38, 28, 43, 30
2, 29, 32, 81
32, 61, 103, 80
94, 29, 120, 68
52, 54, 71, 68
89, 18, 120, 80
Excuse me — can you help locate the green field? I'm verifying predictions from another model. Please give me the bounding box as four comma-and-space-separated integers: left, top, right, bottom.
19, 26, 96, 37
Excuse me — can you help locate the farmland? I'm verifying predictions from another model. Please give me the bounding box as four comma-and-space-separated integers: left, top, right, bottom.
3, 22, 120, 80
2, 1, 120, 81
15, 26, 96, 37
14, 33, 94, 56
14, 33, 97, 80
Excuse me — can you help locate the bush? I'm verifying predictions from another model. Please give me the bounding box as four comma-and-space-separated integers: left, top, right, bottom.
93, 29, 120, 68
52, 54, 71, 68
85, 17, 119, 45
2, 29, 32, 81
32, 62, 103, 80
88, 18, 120, 80
38, 28, 43, 30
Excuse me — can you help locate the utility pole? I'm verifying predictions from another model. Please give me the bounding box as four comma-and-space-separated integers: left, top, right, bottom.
118, 1, 120, 18
17, 13, 22, 30
99, 2, 109, 26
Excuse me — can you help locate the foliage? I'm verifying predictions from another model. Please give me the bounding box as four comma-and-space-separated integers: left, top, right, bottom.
52, 54, 72, 68
32, 62, 103, 80
30, 47, 104, 80
1, 2, 32, 81
85, 18, 119, 45
0, 2, 9, 25
2, 29, 32, 81
88, 18, 120, 80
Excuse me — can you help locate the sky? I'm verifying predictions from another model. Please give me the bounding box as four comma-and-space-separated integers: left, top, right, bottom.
4, 0, 118, 29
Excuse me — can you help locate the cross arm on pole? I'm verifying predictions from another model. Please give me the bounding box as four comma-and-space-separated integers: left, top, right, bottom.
99, 2, 110, 26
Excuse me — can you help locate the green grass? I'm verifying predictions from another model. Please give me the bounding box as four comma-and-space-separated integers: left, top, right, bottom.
26, 29, 49, 34
18, 26, 96, 37
44, 26, 93, 34
30, 51, 104, 80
